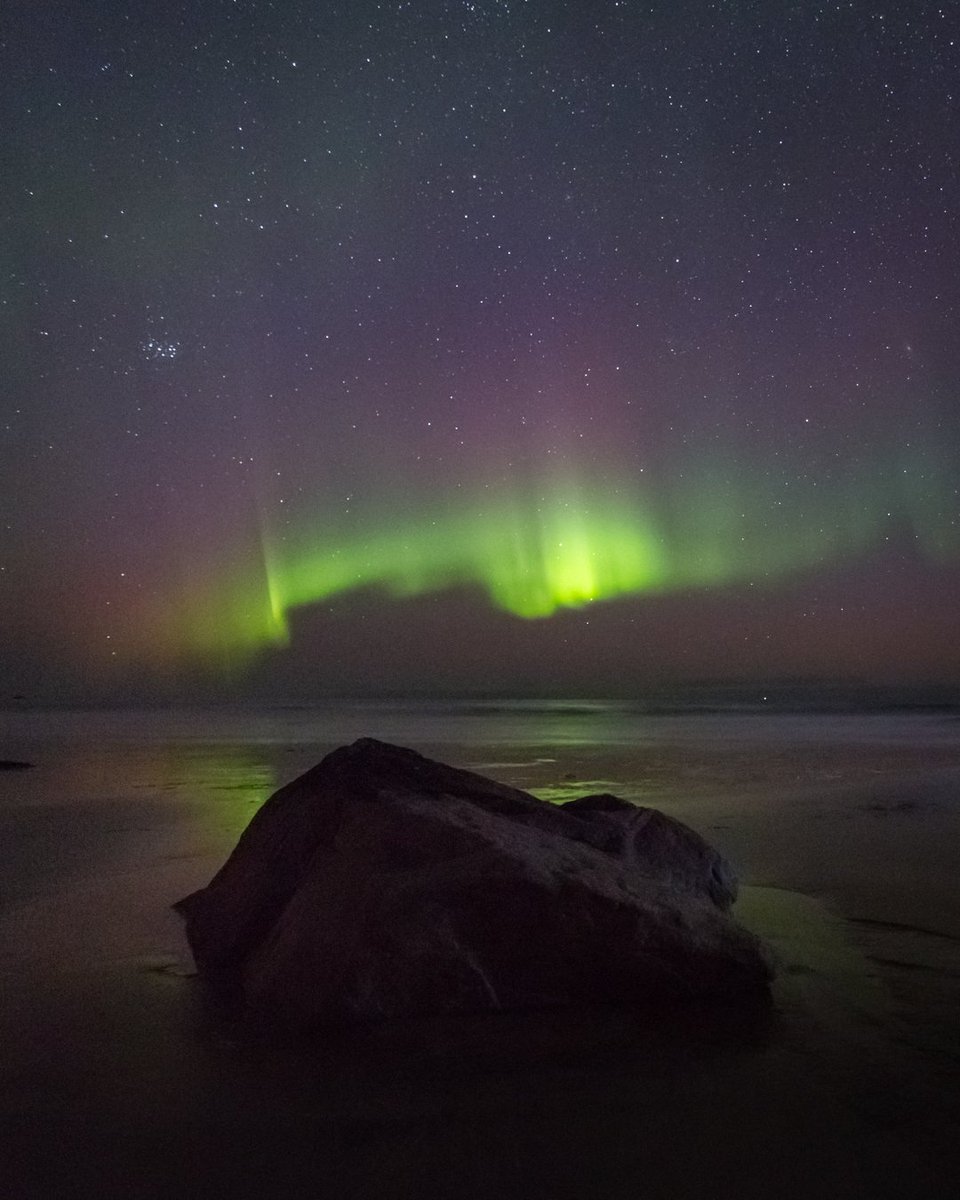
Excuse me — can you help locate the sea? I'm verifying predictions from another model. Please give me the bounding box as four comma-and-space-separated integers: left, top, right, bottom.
2, 697, 959, 1198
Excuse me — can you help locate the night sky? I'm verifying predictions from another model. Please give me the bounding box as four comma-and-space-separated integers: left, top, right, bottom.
2, 1, 959, 701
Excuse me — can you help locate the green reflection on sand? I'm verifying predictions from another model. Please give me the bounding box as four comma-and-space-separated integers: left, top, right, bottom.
736, 886, 890, 1023
531, 781, 631, 805
174, 747, 276, 836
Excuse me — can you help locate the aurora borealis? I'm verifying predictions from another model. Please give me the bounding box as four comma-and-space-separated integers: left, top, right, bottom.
161, 437, 960, 667
3, 1, 959, 699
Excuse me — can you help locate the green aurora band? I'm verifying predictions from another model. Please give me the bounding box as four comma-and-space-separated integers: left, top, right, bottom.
159, 445, 959, 667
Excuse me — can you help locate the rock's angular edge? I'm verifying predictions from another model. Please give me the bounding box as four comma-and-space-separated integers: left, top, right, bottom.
176, 738, 773, 1028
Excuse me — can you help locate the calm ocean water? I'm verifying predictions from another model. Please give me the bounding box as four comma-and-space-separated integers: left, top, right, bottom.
3, 696, 960, 753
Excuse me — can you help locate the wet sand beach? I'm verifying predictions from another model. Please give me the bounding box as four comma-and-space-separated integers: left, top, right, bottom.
1, 704, 959, 1198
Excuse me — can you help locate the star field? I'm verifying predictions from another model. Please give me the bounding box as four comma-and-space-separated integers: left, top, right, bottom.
1, 1, 958, 698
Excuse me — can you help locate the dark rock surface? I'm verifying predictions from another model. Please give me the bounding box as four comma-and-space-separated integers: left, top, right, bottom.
176, 739, 772, 1028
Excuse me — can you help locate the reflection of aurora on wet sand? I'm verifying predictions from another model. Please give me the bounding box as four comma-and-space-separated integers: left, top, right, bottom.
173, 748, 276, 841
148, 442, 959, 667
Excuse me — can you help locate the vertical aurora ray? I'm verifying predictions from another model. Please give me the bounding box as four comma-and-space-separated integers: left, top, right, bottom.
256, 503, 291, 647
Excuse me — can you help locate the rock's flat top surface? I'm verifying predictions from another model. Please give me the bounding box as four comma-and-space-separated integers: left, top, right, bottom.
177, 738, 772, 1027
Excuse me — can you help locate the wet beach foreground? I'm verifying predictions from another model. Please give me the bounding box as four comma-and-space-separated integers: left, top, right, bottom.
2, 704, 959, 1198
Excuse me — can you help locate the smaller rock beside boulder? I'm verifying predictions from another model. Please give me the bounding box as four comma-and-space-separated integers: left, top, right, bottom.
176, 739, 772, 1029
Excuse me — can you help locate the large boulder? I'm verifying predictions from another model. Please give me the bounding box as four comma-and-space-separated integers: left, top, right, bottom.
176, 739, 772, 1028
